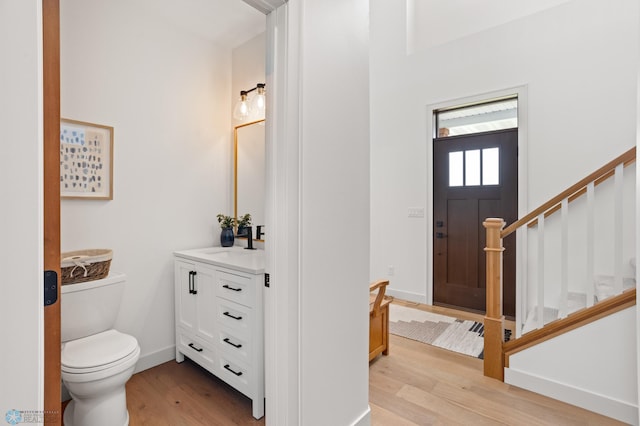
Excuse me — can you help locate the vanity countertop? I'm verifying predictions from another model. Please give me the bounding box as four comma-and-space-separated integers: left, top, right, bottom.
174, 246, 265, 274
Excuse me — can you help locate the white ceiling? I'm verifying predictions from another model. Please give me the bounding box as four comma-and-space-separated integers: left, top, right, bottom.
241, 0, 287, 15
145, 0, 266, 49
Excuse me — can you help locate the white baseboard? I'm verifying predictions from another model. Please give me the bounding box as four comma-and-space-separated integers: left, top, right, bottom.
505, 368, 639, 425
133, 345, 176, 374
351, 406, 371, 426
386, 288, 427, 305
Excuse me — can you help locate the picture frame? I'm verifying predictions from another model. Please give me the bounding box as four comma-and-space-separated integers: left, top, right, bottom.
60, 118, 114, 200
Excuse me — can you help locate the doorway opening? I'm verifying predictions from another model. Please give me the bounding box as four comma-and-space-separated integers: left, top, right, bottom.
432, 96, 519, 317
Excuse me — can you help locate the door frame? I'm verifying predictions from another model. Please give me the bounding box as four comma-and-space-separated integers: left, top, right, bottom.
43, 0, 61, 423
426, 86, 529, 327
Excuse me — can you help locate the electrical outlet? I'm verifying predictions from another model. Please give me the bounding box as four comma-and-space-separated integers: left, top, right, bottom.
387, 265, 394, 276
408, 207, 425, 218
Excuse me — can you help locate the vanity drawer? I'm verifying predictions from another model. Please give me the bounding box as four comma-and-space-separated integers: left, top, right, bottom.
218, 355, 252, 397
216, 270, 255, 307
216, 327, 251, 364
176, 331, 216, 374
216, 298, 252, 338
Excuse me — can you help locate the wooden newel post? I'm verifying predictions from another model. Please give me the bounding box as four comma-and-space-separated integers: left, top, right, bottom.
483, 218, 505, 381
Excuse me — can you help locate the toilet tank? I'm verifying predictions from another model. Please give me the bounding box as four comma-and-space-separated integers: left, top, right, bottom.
61, 273, 126, 342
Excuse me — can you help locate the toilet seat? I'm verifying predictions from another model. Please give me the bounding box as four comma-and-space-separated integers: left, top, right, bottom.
62, 329, 139, 374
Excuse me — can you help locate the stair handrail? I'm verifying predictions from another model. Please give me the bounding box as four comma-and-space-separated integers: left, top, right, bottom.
483, 146, 636, 381
502, 147, 636, 239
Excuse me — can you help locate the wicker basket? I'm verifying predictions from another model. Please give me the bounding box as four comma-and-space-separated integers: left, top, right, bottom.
61, 249, 113, 285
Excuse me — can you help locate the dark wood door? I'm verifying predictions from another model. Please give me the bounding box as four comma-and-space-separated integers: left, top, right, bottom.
433, 129, 517, 317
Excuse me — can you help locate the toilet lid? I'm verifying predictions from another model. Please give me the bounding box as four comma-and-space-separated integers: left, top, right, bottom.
61, 329, 138, 370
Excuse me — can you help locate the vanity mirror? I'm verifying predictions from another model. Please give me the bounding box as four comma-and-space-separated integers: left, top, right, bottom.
234, 119, 265, 241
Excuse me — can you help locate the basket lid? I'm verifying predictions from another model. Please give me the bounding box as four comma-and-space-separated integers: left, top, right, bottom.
61, 329, 138, 370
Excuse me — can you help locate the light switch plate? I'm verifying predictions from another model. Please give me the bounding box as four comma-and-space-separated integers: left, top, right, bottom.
408, 207, 425, 218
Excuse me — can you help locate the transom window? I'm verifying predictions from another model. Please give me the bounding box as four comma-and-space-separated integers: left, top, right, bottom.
449, 147, 500, 187
436, 97, 517, 138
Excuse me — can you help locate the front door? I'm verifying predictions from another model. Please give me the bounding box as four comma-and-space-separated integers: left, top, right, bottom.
433, 129, 517, 317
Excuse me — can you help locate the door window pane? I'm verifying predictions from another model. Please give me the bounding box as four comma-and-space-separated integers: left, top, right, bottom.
449, 151, 463, 187
465, 150, 480, 186
482, 147, 500, 185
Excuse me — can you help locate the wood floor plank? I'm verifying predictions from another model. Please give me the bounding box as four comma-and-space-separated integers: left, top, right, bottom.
369, 380, 441, 425
431, 380, 549, 425
464, 384, 600, 426
396, 384, 505, 426
370, 402, 420, 426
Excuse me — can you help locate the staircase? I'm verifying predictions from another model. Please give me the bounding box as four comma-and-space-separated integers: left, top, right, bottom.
521, 271, 637, 334
482, 147, 638, 424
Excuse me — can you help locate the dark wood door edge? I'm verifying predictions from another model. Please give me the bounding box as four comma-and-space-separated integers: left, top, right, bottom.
43, 0, 61, 424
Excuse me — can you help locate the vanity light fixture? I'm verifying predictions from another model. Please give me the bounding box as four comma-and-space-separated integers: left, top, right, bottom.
233, 83, 266, 121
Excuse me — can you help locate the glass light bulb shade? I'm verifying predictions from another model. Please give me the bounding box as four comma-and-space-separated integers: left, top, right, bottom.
251, 93, 266, 112
233, 98, 250, 120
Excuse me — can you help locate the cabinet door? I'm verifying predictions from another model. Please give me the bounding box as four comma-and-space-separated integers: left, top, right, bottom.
194, 264, 217, 345
175, 260, 197, 333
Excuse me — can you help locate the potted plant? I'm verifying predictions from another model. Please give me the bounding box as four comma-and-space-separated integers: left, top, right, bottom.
217, 214, 236, 247
236, 213, 252, 236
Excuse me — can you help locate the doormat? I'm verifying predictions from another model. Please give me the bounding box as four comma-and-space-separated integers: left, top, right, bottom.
389, 304, 487, 359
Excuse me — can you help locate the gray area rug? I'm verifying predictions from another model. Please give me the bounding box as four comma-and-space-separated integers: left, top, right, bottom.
389, 304, 485, 358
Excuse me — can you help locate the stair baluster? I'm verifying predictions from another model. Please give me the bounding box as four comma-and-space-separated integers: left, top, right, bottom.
483, 146, 636, 382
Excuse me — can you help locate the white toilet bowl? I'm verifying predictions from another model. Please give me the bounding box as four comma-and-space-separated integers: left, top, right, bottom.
61, 274, 140, 426
62, 330, 140, 426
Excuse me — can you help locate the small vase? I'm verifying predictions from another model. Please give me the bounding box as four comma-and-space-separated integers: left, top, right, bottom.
220, 228, 234, 247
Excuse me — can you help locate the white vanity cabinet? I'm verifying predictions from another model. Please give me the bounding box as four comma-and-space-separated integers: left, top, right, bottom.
174, 247, 265, 419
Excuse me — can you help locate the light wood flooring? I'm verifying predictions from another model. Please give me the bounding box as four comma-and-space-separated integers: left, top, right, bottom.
369, 300, 623, 425
125, 359, 264, 426
86, 301, 622, 425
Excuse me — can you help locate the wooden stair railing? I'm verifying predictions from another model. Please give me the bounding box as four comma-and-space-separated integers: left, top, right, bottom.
483, 146, 636, 381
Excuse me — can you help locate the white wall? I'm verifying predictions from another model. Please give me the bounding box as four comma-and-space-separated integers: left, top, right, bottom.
0, 0, 44, 415
295, 0, 371, 424
60, 0, 233, 370
507, 307, 638, 424
370, 0, 639, 303
266, 0, 371, 424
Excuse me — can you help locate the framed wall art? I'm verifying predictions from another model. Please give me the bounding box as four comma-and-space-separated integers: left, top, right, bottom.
60, 118, 113, 200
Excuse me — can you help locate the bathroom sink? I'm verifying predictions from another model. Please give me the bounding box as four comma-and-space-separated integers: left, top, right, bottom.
174, 246, 265, 274
206, 250, 251, 260
196, 247, 235, 255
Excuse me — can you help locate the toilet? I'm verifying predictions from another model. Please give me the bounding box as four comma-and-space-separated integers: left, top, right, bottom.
61, 273, 140, 426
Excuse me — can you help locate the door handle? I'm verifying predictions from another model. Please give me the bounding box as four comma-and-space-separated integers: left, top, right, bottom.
188, 342, 203, 352
223, 338, 243, 349
44, 270, 58, 306
224, 364, 243, 376
436, 232, 447, 239
223, 284, 242, 292
188, 271, 198, 294
223, 311, 243, 321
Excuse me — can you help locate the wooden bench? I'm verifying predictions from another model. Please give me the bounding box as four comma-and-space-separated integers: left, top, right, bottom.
369, 280, 391, 361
